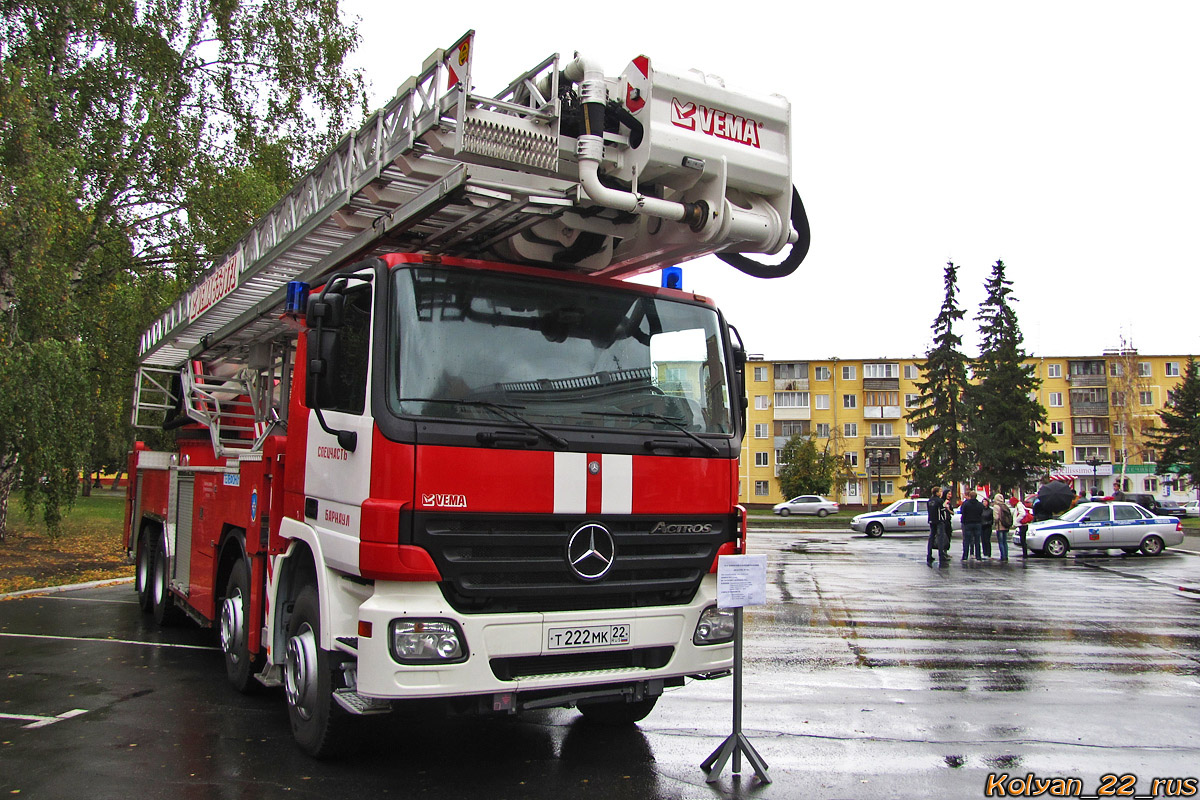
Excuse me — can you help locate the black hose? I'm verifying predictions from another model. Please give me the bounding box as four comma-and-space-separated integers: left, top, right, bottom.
716, 187, 810, 279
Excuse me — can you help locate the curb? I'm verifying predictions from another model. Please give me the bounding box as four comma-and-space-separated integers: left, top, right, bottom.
0, 576, 134, 601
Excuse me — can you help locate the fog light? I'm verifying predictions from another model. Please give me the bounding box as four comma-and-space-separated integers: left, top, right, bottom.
389, 619, 467, 664
693, 606, 736, 645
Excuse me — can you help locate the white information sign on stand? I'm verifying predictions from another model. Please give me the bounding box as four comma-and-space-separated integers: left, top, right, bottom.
717, 554, 767, 608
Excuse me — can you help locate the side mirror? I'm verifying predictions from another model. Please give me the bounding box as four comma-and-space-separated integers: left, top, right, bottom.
304, 290, 357, 452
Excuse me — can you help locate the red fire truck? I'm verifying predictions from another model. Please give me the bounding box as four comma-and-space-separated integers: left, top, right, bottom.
126, 31, 808, 757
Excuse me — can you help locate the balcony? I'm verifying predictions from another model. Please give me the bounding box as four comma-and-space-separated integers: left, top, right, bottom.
775, 378, 808, 392
864, 436, 901, 449
1072, 433, 1110, 446
1070, 402, 1109, 416
863, 378, 900, 391
864, 405, 903, 419
1069, 374, 1107, 388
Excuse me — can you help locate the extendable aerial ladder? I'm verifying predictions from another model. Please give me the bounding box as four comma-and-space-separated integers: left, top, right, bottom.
132, 31, 809, 455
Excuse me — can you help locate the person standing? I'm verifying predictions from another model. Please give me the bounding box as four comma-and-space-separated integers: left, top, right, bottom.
960, 490, 984, 561
992, 494, 1011, 561
1010, 495, 1029, 559
940, 489, 955, 562
926, 487, 947, 567
980, 496, 994, 559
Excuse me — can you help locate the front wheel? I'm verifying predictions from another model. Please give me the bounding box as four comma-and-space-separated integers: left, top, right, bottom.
285, 585, 353, 758
865, 522, 884, 538
134, 531, 154, 612
1044, 535, 1069, 558
221, 559, 259, 693
778, 508, 790, 517
1139, 535, 1165, 556
578, 696, 658, 725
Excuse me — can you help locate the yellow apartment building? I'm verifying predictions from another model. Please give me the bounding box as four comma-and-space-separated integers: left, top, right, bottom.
739, 352, 1194, 508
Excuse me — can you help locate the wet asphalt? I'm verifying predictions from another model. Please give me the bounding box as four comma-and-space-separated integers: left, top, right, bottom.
1, 528, 1197, 799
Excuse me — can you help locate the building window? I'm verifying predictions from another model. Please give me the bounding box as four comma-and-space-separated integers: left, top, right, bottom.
754, 424, 768, 438
871, 480, 895, 497
845, 451, 859, 467
776, 449, 786, 466
1050, 421, 1065, 436
870, 423, 894, 437
1113, 449, 1127, 463
1118, 477, 1131, 492
843, 394, 857, 409
755, 395, 769, 410
1109, 362, 1124, 377
842, 365, 856, 381
815, 423, 831, 438
1111, 391, 1125, 407
845, 481, 859, 497
754, 480, 769, 496
753, 366, 768, 382
906, 422, 919, 437
1074, 418, 1107, 435
904, 364, 919, 380
1138, 362, 1152, 377
1139, 390, 1154, 406
1073, 446, 1109, 462
905, 393, 920, 408
1047, 363, 1062, 378
774, 363, 807, 380
864, 391, 899, 407
778, 420, 807, 437
755, 451, 769, 467
1166, 361, 1181, 377
864, 363, 899, 379
1143, 450, 1156, 464
814, 366, 831, 381
1112, 420, 1127, 436
1049, 392, 1063, 407
815, 394, 830, 410
775, 391, 809, 408
1144, 477, 1158, 492
1051, 450, 1066, 465
844, 423, 858, 438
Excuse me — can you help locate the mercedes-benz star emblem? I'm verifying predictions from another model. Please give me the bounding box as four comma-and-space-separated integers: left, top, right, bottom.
566, 523, 616, 581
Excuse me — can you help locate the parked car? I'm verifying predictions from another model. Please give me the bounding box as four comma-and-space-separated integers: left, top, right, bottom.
1115, 492, 1178, 516
1156, 498, 1187, 517
773, 495, 839, 517
1019, 501, 1184, 557
851, 498, 962, 537
1184, 500, 1199, 518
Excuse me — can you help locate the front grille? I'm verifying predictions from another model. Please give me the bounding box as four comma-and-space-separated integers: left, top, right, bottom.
491, 646, 675, 681
413, 514, 732, 614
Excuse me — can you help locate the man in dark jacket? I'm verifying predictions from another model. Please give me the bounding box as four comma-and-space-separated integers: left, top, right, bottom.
926, 487, 947, 567
959, 489, 984, 561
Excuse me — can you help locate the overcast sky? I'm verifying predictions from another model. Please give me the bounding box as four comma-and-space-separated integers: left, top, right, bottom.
341, 1, 1199, 361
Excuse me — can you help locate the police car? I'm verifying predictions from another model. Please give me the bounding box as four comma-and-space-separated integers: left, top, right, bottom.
1019, 500, 1184, 557
851, 498, 962, 538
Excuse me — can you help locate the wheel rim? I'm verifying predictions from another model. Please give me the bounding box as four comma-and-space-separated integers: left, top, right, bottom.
153, 546, 168, 604
780, 509, 790, 517
818, 509, 828, 517
136, 541, 151, 595
1047, 537, 1066, 557
1142, 537, 1163, 555
285, 623, 319, 721
220, 587, 244, 663
867, 523, 882, 537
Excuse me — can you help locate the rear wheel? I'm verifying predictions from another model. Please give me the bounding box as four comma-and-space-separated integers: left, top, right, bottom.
817, 509, 829, 518
1044, 535, 1069, 559
134, 530, 154, 612
578, 696, 658, 725
1139, 535, 1164, 556
865, 522, 884, 538
285, 585, 353, 758
150, 533, 184, 626
221, 559, 259, 693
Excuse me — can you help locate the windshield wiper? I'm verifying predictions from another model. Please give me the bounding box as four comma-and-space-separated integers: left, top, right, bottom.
396, 397, 568, 449
582, 410, 720, 455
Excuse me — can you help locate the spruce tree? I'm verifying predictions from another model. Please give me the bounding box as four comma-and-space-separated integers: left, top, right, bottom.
1151, 355, 1200, 497
906, 262, 973, 495
967, 261, 1056, 495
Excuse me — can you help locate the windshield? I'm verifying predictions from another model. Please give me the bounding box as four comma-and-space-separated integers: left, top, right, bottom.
1057, 504, 1094, 522
387, 266, 733, 434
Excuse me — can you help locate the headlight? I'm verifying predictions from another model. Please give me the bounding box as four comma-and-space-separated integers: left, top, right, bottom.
693, 606, 736, 645
389, 619, 467, 664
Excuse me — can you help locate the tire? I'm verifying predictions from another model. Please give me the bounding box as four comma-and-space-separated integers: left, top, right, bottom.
1044, 535, 1069, 559
578, 695, 658, 725
285, 585, 353, 758
220, 559, 259, 694
134, 530, 154, 612
150, 533, 184, 626
778, 508, 790, 517
865, 522, 884, 538
817, 509, 829, 518
1139, 535, 1164, 556
1121, 547, 1139, 555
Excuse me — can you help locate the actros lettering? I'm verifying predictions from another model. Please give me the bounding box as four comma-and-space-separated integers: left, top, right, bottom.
651, 522, 713, 534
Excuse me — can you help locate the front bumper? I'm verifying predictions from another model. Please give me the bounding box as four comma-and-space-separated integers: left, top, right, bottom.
353, 575, 733, 700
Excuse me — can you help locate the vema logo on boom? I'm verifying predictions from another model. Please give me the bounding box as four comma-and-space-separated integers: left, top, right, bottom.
671, 98, 762, 148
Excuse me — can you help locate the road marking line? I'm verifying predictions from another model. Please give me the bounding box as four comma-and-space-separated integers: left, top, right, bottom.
0, 632, 218, 652
0, 709, 89, 729
37, 595, 140, 605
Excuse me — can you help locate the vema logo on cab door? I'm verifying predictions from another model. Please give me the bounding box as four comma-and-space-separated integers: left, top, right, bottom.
421, 493, 467, 509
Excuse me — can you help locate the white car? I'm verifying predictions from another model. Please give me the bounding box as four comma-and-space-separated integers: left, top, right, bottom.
1019, 501, 1183, 557
1183, 499, 1199, 518
851, 498, 962, 537
773, 495, 839, 517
